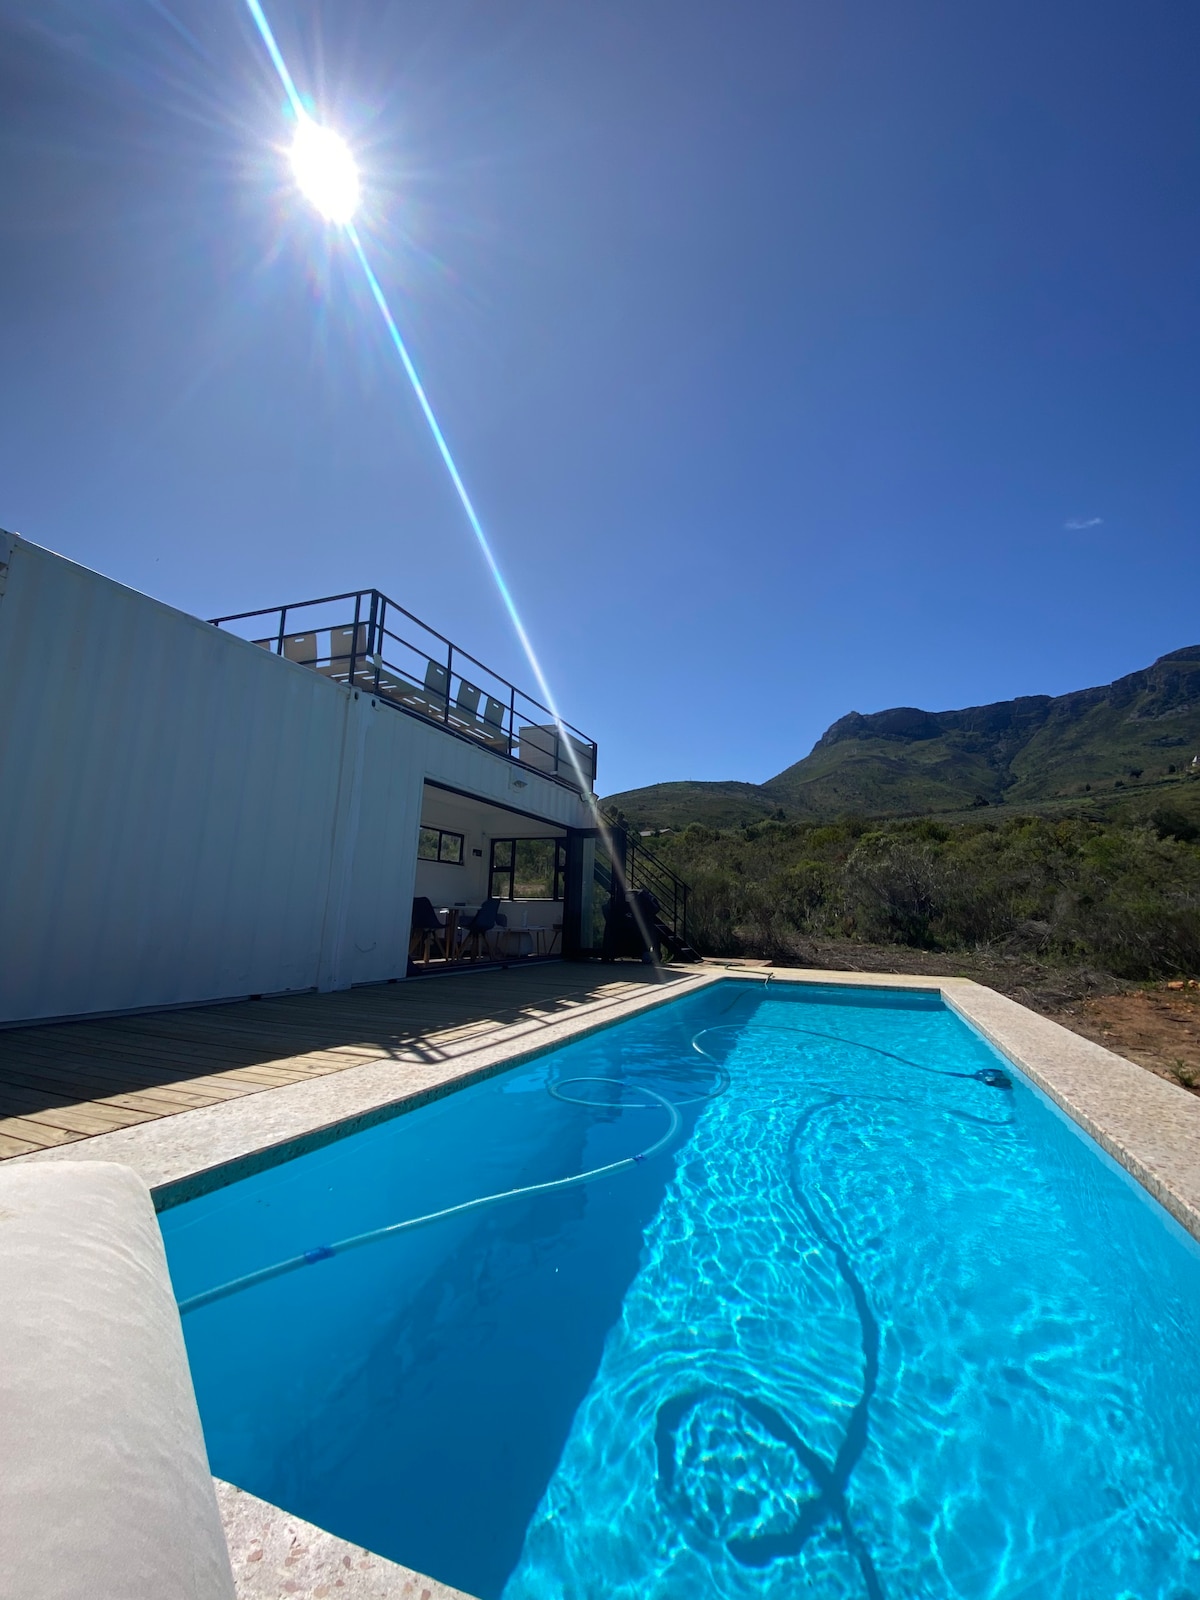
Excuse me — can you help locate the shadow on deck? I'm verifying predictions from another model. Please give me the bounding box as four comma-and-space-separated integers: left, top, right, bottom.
0, 963, 693, 1159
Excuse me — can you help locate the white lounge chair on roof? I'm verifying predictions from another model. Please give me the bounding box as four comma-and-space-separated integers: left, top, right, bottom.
482, 695, 508, 750
282, 632, 318, 666
453, 680, 482, 728
325, 623, 372, 685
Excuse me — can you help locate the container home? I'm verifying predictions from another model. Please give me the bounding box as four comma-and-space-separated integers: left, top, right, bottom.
0, 531, 601, 1026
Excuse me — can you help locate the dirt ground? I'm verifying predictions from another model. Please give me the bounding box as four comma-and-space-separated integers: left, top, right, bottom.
1045, 987, 1200, 1096
705, 942, 1200, 1097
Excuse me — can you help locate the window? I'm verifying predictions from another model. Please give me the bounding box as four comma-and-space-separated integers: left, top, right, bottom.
489, 838, 515, 899
489, 837, 566, 900
418, 826, 464, 865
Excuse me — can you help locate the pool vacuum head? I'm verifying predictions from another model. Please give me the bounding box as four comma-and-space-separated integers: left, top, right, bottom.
974, 1068, 1014, 1090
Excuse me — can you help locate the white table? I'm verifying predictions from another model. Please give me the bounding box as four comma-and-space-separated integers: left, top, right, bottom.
496, 925, 546, 958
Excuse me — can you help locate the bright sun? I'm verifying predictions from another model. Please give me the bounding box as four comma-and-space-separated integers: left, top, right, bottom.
290, 118, 359, 225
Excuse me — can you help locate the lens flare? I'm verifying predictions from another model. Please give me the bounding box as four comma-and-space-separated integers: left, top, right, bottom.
290, 118, 359, 225
242, 0, 662, 968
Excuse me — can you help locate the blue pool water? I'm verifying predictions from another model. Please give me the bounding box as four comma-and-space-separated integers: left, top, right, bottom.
161, 981, 1200, 1599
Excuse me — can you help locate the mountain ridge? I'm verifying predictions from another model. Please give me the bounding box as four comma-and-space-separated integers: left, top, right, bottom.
605, 647, 1200, 830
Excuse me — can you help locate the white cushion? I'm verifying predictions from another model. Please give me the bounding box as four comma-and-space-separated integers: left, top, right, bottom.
0, 1160, 235, 1600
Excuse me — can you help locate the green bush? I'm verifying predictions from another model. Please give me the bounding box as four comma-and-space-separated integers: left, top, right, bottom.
649, 807, 1200, 979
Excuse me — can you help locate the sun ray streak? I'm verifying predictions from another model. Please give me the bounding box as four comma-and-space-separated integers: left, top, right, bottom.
239, 0, 662, 968
344, 227, 561, 721
241, 0, 305, 121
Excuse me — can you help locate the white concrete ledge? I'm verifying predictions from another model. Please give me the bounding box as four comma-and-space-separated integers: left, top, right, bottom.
217, 1481, 476, 1600
0, 1161, 236, 1600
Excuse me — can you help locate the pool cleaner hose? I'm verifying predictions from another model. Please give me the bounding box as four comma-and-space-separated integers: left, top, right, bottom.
177, 1074, 700, 1315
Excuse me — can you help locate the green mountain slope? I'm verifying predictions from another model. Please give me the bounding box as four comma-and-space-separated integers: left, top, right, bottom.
605, 647, 1200, 829
598, 780, 783, 831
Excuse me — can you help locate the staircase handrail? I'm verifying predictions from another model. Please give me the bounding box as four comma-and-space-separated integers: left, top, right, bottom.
601, 811, 691, 947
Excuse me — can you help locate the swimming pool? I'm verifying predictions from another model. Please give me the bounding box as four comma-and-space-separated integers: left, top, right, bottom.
161, 980, 1200, 1599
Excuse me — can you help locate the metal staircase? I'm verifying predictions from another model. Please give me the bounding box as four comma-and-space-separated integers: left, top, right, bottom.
596, 822, 700, 963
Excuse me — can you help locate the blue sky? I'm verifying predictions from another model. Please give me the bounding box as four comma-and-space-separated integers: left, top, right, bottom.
2, 1, 1198, 795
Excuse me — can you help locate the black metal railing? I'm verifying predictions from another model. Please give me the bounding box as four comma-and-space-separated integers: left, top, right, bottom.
209, 588, 597, 792
627, 833, 690, 948
595, 821, 692, 953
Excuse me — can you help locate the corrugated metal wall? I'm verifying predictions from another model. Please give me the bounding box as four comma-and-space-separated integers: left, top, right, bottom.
0, 536, 589, 1023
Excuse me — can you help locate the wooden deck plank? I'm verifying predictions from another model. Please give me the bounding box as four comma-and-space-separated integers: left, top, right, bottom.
0, 966, 685, 1163
0, 1058, 257, 1106
15, 1028, 317, 1070
5, 1038, 393, 1091
12, 1101, 160, 1135
0, 1128, 48, 1157
0, 1070, 248, 1118
5, 1038, 379, 1086
5, 1031, 384, 1082
0, 1115, 86, 1149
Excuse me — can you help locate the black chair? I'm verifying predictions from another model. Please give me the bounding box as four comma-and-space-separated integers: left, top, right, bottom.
458, 898, 507, 961
409, 897, 446, 964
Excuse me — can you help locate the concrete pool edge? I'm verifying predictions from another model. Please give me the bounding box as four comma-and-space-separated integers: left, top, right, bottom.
217, 1479, 478, 1600
934, 977, 1200, 1244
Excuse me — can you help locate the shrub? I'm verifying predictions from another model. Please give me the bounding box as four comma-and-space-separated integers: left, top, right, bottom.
647, 804, 1200, 977
842, 834, 947, 946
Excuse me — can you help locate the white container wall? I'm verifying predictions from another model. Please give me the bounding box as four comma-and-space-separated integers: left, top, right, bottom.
0, 534, 591, 1024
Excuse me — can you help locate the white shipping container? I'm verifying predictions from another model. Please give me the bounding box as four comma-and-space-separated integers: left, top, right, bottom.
0, 534, 591, 1025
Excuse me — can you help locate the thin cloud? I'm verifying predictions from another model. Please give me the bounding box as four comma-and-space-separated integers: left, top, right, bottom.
1065, 516, 1103, 530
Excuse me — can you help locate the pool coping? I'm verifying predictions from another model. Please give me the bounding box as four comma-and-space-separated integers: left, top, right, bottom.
216, 1479, 476, 1600
932, 974, 1200, 1245
14, 965, 1200, 1240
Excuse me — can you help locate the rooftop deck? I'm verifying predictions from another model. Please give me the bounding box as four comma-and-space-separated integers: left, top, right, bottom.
211, 587, 598, 791
0, 965, 701, 1163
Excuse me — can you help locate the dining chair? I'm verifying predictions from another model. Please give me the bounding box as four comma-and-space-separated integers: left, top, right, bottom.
457, 899, 506, 960
409, 897, 447, 964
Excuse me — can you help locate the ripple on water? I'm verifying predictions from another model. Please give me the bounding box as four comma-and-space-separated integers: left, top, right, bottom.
501, 1000, 1200, 1600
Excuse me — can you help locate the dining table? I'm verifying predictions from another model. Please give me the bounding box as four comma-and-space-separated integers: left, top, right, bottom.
434, 906, 477, 962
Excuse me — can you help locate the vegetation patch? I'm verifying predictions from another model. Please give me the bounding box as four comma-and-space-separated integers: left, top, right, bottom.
636, 789, 1200, 988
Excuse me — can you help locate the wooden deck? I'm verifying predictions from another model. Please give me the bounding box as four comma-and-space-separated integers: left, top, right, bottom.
0, 964, 692, 1160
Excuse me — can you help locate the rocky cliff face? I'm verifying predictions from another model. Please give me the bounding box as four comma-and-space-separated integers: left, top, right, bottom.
764, 647, 1200, 815
814, 647, 1200, 753
814, 697, 1055, 749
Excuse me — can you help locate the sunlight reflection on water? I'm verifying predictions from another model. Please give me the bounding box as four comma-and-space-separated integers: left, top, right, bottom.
502, 1000, 1200, 1599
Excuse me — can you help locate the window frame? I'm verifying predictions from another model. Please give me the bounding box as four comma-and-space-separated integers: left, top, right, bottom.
488, 836, 566, 901
418, 826, 465, 866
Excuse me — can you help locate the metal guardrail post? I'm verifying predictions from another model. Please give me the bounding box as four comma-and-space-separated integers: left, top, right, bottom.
368, 591, 382, 693
275, 607, 287, 656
